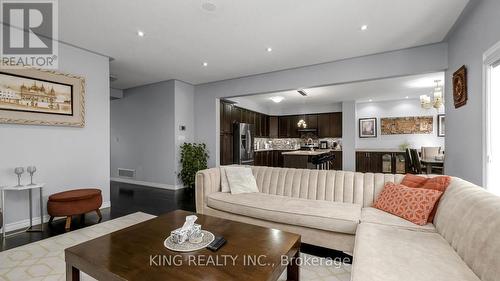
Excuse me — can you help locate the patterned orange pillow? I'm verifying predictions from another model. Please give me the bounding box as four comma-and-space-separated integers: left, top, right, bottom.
374, 182, 443, 225
401, 174, 451, 222
401, 174, 428, 188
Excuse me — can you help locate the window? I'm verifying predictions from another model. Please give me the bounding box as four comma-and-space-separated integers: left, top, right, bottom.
485, 40, 500, 195
487, 62, 500, 195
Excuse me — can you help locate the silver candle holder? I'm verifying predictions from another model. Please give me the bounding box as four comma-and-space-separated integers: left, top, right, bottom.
27, 166, 37, 186
14, 167, 24, 187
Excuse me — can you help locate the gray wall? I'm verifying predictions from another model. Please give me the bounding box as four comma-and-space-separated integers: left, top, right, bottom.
0, 43, 110, 228
174, 81, 195, 186
445, 0, 500, 185
342, 101, 356, 171
194, 43, 449, 167
110, 80, 177, 187
356, 99, 445, 150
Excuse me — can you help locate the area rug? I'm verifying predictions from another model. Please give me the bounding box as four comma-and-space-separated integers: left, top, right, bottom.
0, 212, 351, 281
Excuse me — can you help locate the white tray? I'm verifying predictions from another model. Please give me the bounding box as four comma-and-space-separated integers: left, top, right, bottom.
164, 230, 215, 252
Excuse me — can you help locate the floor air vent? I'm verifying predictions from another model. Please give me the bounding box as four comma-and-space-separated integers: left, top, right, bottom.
118, 168, 135, 178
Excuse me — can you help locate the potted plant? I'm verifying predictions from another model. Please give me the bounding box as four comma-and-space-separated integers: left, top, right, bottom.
179, 143, 209, 193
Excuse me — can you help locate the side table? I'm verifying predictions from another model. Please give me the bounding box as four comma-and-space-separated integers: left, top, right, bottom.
1, 184, 45, 239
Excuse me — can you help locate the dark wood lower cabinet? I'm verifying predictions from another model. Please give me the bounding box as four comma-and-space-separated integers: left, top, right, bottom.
254, 150, 286, 167
356, 151, 408, 174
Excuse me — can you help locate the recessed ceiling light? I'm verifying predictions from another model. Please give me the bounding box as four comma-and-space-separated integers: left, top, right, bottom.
266, 47, 273, 52
137, 30, 145, 37
361, 25, 368, 31
201, 1, 217, 12
405, 96, 409, 99
270, 96, 284, 103
368, 99, 373, 102
202, 62, 208, 67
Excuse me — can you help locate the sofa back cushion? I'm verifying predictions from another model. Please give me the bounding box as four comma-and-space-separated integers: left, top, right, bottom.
250, 166, 406, 207
434, 177, 500, 281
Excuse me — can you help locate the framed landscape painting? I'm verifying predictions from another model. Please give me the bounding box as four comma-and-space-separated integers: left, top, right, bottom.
0, 67, 85, 127
359, 118, 377, 138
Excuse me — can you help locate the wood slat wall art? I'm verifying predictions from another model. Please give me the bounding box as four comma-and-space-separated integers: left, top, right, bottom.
380, 116, 433, 135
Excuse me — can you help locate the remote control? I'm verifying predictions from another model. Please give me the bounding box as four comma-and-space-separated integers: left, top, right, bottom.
207, 236, 226, 252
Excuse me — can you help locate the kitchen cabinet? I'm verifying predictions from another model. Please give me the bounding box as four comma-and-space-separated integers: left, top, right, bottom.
356, 151, 408, 174
220, 102, 232, 134
279, 116, 291, 138
255, 112, 261, 137
329, 112, 343, 137
269, 116, 279, 138
330, 151, 343, 170
316, 112, 342, 137
318, 114, 330, 137
305, 114, 318, 130
220, 134, 233, 165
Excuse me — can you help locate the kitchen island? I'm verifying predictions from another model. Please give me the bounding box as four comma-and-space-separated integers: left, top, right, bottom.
282, 149, 342, 170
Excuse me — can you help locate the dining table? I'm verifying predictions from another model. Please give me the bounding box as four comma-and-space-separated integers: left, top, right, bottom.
420, 157, 445, 174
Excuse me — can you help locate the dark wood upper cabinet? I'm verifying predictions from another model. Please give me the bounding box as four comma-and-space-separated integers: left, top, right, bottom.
318, 114, 331, 137
262, 115, 269, 137
290, 115, 301, 138
329, 112, 343, 137
255, 112, 261, 137
220, 102, 232, 134
269, 116, 278, 138
305, 114, 318, 129
278, 116, 290, 138
231, 106, 241, 129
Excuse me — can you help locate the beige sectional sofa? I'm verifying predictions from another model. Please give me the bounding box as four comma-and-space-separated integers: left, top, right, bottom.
195, 166, 500, 281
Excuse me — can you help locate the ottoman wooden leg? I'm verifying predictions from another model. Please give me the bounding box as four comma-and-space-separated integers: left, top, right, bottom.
96, 209, 102, 222
65, 216, 72, 231
49, 216, 54, 224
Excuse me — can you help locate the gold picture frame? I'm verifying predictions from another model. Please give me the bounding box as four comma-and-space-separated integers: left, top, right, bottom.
0, 66, 85, 127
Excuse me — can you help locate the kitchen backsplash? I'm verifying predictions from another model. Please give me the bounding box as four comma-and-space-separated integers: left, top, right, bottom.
255, 138, 342, 150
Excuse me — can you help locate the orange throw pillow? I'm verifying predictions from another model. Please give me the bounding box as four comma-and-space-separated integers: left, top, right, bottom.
400, 174, 428, 188
374, 182, 443, 225
401, 174, 451, 222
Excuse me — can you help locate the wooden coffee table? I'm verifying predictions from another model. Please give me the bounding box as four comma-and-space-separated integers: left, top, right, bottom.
65, 210, 301, 281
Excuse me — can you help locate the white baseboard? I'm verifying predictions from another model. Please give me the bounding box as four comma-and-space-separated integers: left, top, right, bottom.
2, 201, 111, 232
110, 177, 184, 190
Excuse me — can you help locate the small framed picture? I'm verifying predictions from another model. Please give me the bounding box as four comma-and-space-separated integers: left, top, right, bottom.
359, 118, 377, 138
437, 114, 445, 137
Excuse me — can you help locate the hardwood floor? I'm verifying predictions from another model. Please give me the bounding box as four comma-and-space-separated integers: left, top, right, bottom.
1, 181, 351, 263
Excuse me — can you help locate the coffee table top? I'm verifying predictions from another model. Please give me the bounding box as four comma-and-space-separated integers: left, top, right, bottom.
65, 210, 301, 281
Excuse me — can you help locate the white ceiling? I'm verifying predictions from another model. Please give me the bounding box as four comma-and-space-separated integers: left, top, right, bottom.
228, 72, 445, 108
58, 1, 468, 89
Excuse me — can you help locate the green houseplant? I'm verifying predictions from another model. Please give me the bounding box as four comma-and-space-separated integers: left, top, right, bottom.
179, 143, 209, 189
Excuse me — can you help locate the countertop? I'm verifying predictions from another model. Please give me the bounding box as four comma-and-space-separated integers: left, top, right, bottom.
282, 149, 339, 156
254, 148, 299, 152
356, 148, 405, 153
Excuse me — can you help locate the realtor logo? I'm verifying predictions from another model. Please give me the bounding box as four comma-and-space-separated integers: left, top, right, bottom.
0, 0, 58, 69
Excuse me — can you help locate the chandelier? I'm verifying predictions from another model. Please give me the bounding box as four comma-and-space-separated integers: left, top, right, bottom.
297, 119, 307, 128
420, 80, 443, 109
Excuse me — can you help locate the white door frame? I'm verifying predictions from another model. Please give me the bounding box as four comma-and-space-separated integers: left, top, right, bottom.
482, 40, 500, 188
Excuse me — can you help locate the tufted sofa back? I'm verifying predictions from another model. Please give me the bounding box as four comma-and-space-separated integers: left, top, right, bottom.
250, 166, 406, 207
433, 177, 500, 281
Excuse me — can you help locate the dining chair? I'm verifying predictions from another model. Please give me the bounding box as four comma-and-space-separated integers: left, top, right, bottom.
410, 148, 423, 174
421, 147, 441, 159
405, 148, 415, 173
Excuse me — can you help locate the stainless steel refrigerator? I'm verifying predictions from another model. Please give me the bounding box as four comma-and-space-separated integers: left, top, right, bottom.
233, 123, 254, 165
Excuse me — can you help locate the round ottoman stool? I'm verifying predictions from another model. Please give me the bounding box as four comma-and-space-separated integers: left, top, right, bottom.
47, 188, 102, 231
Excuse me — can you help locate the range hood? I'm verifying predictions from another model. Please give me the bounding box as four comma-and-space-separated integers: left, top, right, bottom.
297, 128, 317, 132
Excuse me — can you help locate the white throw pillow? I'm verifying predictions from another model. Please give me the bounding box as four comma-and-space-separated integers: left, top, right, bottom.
220, 166, 230, 193
224, 166, 259, 194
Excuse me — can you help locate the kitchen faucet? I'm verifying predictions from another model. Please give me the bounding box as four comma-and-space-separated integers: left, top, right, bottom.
307, 138, 314, 151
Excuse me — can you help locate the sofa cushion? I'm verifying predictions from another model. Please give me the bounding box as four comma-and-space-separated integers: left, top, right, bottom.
373, 182, 442, 225
361, 207, 436, 232
352, 223, 480, 281
207, 192, 361, 234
